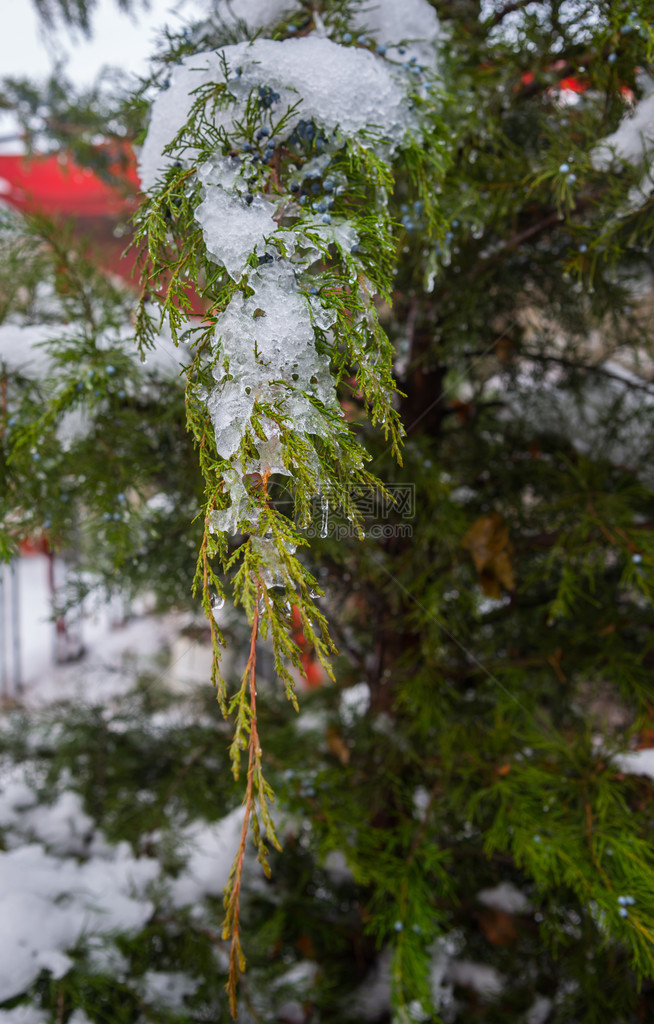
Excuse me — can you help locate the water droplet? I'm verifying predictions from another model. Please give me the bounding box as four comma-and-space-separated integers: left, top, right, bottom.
211, 593, 225, 621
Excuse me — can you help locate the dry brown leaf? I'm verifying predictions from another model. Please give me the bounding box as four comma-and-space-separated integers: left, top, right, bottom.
462, 512, 516, 593
326, 727, 351, 765
494, 336, 517, 362
478, 908, 519, 946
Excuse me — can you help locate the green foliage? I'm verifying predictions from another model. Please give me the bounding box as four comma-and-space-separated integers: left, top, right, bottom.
30, 0, 139, 35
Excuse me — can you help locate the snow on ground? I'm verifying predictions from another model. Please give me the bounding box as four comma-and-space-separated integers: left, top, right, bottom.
0, 757, 244, 1008
0, 753, 161, 1003
0, 546, 253, 1015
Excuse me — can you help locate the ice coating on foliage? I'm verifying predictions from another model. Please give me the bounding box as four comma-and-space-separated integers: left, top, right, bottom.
251, 535, 287, 588
208, 467, 254, 535
351, 0, 442, 65
139, 36, 414, 189
196, 187, 279, 281
206, 260, 339, 460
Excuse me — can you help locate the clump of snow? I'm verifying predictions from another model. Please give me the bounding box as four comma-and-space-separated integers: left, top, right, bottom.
493, 357, 654, 474
526, 996, 554, 1024
352, 949, 392, 1020
273, 960, 318, 990
139, 36, 416, 189
351, 0, 442, 66
140, 970, 199, 1010
0, 319, 187, 385
477, 880, 530, 914
250, 535, 288, 588
447, 960, 504, 998
7, 790, 95, 857
137, 4, 441, 575
339, 681, 371, 726
614, 748, 654, 781
0, 323, 56, 376
208, 467, 255, 534
322, 849, 354, 885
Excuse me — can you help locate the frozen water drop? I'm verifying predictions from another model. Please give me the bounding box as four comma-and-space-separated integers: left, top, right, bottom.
320, 494, 329, 538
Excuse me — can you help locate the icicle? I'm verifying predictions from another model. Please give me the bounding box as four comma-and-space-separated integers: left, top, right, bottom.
320, 495, 329, 538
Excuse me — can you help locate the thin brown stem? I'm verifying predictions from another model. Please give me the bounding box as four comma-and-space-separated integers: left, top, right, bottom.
224, 601, 261, 1019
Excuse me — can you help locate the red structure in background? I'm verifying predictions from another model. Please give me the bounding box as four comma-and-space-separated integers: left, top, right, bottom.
0, 149, 141, 284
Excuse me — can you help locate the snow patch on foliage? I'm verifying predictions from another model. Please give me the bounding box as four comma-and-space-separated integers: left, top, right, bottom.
140, 970, 199, 1009
593, 78, 654, 169
614, 748, 654, 781
447, 960, 504, 998
493, 357, 654, 472
138, 3, 438, 578
3, 788, 95, 857
170, 806, 245, 907
526, 996, 554, 1024
0, 1008, 48, 1024
477, 880, 530, 914
592, 76, 654, 211
339, 681, 371, 725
